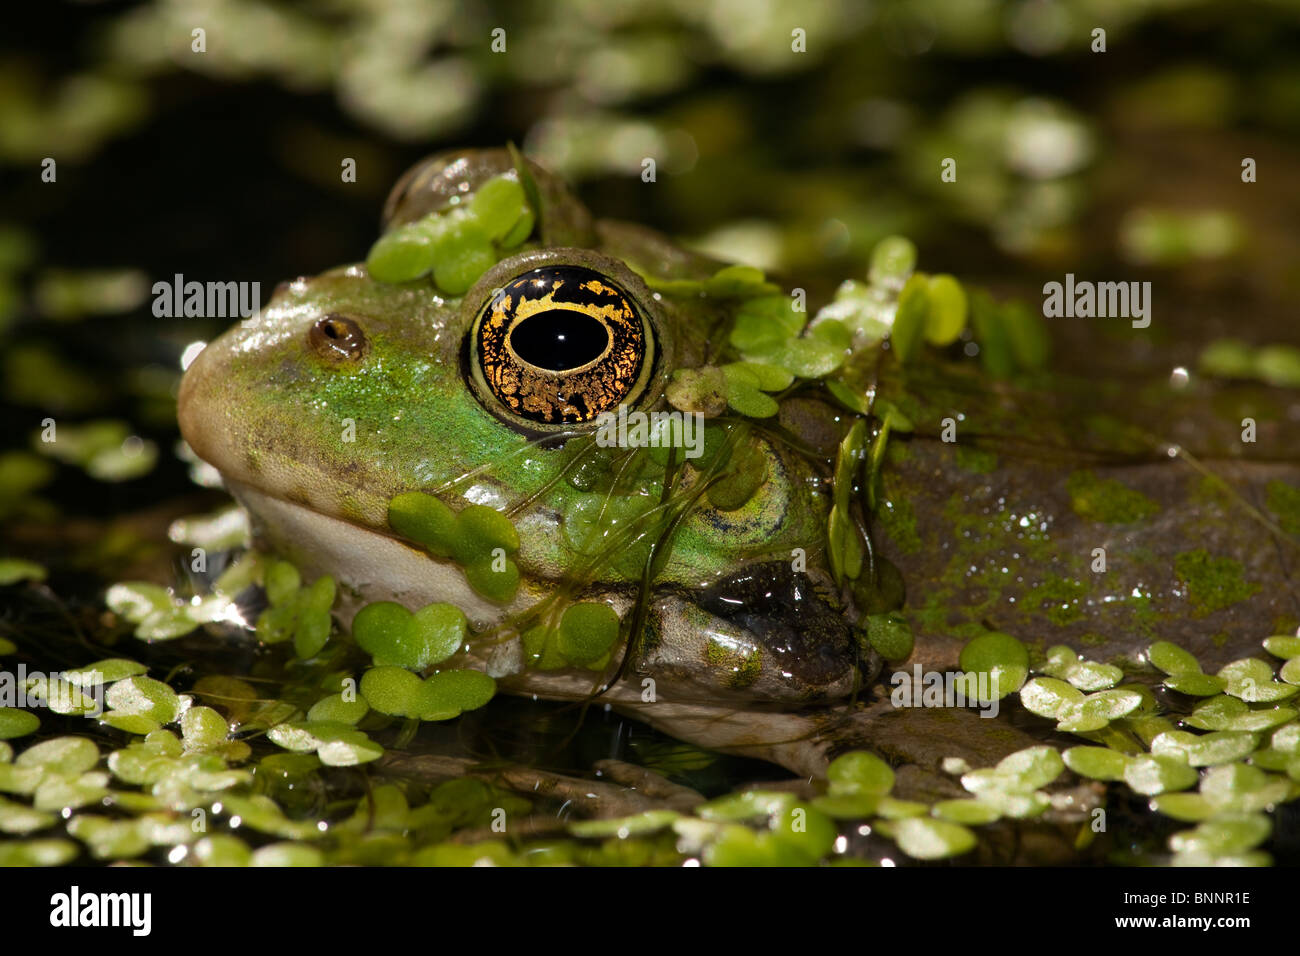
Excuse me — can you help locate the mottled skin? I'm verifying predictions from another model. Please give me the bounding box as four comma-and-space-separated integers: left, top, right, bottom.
180, 149, 1300, 797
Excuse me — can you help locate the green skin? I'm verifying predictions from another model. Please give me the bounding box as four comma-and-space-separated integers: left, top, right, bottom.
181, 149, 1300, 795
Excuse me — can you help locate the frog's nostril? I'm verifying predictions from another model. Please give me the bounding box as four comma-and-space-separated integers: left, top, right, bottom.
309, 314, 368, 362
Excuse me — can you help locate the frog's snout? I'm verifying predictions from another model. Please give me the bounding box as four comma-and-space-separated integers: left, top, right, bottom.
177, 337, 230, 472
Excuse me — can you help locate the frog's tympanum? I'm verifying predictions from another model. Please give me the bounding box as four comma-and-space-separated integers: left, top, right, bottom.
180, 148, 1300, 788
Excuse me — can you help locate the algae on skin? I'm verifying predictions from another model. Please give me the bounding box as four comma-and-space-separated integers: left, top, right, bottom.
1173, 549, 1260, 617
1266, 480, 1300, 537
1066, 470, 1160, 524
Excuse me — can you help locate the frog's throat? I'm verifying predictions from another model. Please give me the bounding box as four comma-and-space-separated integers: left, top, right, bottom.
227, 479, 870, 705
227, 480, 531, 629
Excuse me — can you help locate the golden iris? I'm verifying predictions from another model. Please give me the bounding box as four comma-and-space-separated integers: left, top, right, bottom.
469, 265, 652, 426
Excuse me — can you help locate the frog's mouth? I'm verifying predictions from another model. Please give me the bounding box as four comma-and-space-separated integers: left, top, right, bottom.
223, 479, 875, 707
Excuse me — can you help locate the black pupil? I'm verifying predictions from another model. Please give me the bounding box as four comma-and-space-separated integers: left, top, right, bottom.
509, 309, 610, 371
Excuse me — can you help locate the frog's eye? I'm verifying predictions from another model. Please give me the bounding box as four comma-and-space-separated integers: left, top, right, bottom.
467, 265, 656, 428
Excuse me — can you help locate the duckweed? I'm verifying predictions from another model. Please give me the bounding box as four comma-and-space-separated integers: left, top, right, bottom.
353, 600, 466, 670
388, 493, 520, 604
366, 172, 535, 291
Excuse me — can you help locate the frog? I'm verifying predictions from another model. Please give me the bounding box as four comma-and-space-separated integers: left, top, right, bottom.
179, 147, 1300, 800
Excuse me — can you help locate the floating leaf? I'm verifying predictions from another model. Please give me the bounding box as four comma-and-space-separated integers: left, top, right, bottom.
15, 736, 99, 775
105, 676, 181, 724
306, 693, 368, 725
1218, 658, 1297, 703
1123, 755, 1199, 795
1184, 695, 1296, 732
931, 799, 1001, 825
1062, 746, 1131, 781
570, 810, 680, 839
890, 817, 976, 860
353, 600, 467, 670
826, 751, 894, 796
0, 708, 39, 740
1150, 730, 1257, 767
556, 602, 620, 665
1200, 764, 1290, 813
251, 842, 326, 867
1170, 813, 1271, 857
959, 631, 1028, 701
1040, 645, 1122, 691
419, 669, 497, 720
63, 658, 147, 686
0, 838, 79, 866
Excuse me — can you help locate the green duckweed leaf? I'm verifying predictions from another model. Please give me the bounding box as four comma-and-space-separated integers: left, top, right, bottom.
192, 834, 252, 867
418, 669, 497, 720
1148, 640, 1203, 675
930, 799, 1001, 825
0, 558, 46, 585
251, 842, 325, 867
67, 814, 150, 860
959, 631, 1028, 701
34, 771, 110, 812
0, 838, 79, 866
1184, 695, 1296, 732
826, 751, 894, 796
865, 612, 913, 662
889, 274, 929, 364
63, 658, 147, 686
697, 790, 795, 822
359, 666, 426, 719
469, 174, 527, 241
995, 746, 1065, 790
875, 797, 931, 820
890, 817, 976, 860
430, 215, 496, 295
922, 274, 968, 346
105, 676, 181, 724
1164, 672, 1228, 696
0, 708, 39, 740
1062, 746, 1131, 781
1170, 813, 1271, 857
1200, 764, 1290, 813
306, 693, 368, 725
570, 810, 680, 839
556, 602, 620, 665
388, 493, 458, 558
867, 235, 917, 288
366, 224, 435, 283
1150, 730, 1258, 767
1041, 645, 1123, 691
1123, 754, 1199, 796
1151, 792, 1218, 822
809, 793, 881, 819
16, 735, 99, 775
0, 795, 55, 834
180, 706, 229, 751
1218, 658, 1297, 702
353, 600, 467, 670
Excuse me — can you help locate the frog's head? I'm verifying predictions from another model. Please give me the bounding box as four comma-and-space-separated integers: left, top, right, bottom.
179, 148, 879, 708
